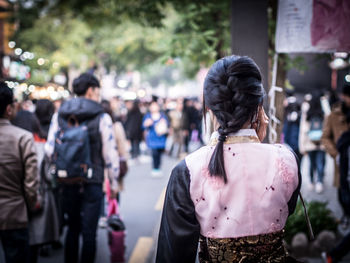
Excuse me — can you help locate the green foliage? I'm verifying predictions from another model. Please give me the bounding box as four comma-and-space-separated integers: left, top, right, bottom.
165, 1, 231, 76
28, 69, 51, 85
11, 1, 232, 79
285, 56, 308, 73
284, 200, 338, 244
12, 0, 309, 82
48, 0, 232, 74
9, 0, 48, 32
15, 12, 169, 74
16, 13, 94, 69
91, 21, 169, 72
50, 0, 166, 28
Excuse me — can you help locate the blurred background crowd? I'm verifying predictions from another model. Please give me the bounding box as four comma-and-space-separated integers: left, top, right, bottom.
0, 0, 350, 262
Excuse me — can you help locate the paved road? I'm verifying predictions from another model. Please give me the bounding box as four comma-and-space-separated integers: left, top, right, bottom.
37, 154, 178, 263
297, 154, 350, 263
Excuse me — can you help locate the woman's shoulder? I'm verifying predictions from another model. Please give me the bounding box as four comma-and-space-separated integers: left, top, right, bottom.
185, 145, 211, 165
183, 143, 297, 169
258, 142, 295, 152
271, 143, 297, 159
185, 143, 296, 158
250, 143, 298, 164
271, 144, 299, 174
171, 159, 188, 174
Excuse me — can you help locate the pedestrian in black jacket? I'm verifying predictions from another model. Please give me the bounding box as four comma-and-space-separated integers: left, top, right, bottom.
323, 112, 350, 262
124, 100, 143, 159
12, 100, 44, 139
337, 112, 350, 216
45, 73, 120, 263
35, 99, 55, 140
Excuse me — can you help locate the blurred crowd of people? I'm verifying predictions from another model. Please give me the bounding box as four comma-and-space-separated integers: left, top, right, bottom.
282, 84, 350, 221
115, 95, 204, 176
283, 83, 350, 262
0, 72, 206, 263
3, 67, 350, 262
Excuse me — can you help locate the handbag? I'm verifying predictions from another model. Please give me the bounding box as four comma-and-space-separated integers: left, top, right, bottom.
106, 180, 126, 263
154, 118, 168, 136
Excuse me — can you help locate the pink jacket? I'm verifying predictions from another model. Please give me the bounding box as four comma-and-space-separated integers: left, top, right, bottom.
186, 129, 299, 238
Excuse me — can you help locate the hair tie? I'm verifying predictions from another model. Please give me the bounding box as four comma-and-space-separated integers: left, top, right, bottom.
218, 135, 227, 142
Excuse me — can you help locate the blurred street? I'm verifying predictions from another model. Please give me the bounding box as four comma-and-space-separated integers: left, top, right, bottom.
300, 155, 350, 263
0, 0, 350, 263
35, 153, 177, 263
21, 152, 348, 263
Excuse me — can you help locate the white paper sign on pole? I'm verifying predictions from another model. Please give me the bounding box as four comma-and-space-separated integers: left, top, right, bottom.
276, 0, 350, 53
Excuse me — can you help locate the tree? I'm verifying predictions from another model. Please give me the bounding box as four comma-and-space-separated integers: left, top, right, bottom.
161, 2, 231, 77
16, 13, 95, 81
14, 11, 174, 79
10, 1, 233, 78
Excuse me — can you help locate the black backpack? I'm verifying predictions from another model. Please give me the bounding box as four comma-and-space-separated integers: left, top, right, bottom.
53, 115, 92, 183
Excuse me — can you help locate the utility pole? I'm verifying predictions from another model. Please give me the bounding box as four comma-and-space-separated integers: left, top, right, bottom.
230, 0, 268, 91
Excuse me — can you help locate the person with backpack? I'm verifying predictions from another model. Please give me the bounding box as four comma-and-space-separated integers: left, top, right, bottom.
45, 73, 120, 263
299, 93, 326, 193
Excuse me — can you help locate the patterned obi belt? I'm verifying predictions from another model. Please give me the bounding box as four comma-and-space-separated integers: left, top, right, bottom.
198, 230, 301, 263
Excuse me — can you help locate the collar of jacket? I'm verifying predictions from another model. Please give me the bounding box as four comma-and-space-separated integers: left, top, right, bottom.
209, 129, 260, 146
59, 97, 104, 121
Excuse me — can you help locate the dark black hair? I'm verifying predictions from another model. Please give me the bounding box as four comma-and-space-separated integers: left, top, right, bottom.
284, 99, 301, 123
35, 99, 55, 125
131, 99, 141, 113
307, 93, 324, 121
101, 99, 115, 122
346, 111, 350, 124
343, 83, 350, 97
329, 89, 340, 107
203, 55, 265, 183
72, 73, 100, 96
0, 81, 14, 117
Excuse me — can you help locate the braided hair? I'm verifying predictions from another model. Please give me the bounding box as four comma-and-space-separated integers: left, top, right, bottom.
203, 55, 265, 183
